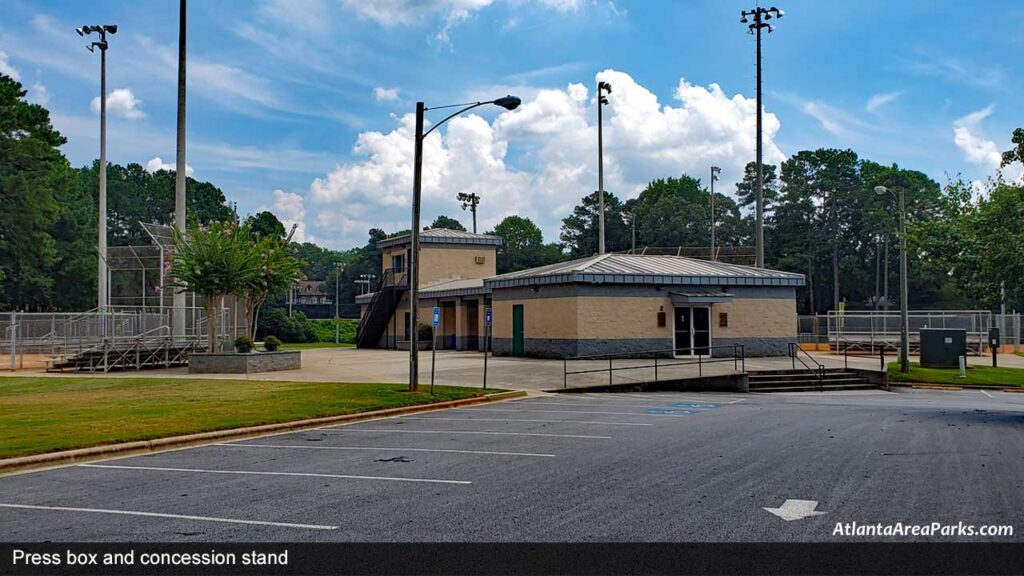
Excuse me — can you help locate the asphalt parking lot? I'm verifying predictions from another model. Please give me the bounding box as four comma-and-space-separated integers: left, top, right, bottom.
1, 388, 1022, 542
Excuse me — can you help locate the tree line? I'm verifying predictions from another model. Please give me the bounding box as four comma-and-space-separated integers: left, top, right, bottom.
3, 71, 1021, 316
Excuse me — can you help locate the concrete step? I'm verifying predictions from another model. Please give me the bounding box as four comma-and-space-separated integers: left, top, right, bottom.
749, 377, 869, 387
749, 371, 860, 382
751, 383, 878, 393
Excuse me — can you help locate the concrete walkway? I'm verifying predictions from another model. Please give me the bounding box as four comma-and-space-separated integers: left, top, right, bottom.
4, 347, 1018, 391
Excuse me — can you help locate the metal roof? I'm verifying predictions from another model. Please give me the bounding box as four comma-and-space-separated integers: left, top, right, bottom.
377, 228, 502, 249
420, 278, 490, 299
485, 254, 805, 289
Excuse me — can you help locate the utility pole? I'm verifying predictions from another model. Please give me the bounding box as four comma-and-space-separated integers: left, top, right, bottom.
710, 166, 721, 261
77, 24, 117, 309
173, 0, 187, 339
596, 80, 612, 254
740, 6, 783, 268
457, 192, 480, 233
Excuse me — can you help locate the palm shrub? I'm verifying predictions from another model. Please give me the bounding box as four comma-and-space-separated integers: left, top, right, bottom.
170, 221, 261, 352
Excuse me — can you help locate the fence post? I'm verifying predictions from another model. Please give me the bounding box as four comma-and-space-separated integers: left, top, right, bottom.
562, 357, 566, 389
698, 353, 702, 377
654, 355, 658, 381
608, 357, 613, 385
9, 311, 16, 372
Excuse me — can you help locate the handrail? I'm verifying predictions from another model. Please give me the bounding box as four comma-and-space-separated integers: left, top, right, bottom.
788, 342, 825, 392
563, 344, 745, 388
356, 269, 404, 344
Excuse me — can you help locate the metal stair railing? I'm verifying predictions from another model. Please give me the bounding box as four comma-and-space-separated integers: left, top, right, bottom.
787, 342, 826, 392
356, 269, 406, 347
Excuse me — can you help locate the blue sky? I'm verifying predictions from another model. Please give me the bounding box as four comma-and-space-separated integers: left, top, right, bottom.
1, 0, 1021, 249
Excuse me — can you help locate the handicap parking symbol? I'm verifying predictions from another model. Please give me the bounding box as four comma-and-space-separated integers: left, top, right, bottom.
671, 402, 719, 409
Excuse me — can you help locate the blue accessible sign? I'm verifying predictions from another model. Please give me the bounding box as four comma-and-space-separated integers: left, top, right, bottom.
432, 306, 440, 327
485, 307, 492, 327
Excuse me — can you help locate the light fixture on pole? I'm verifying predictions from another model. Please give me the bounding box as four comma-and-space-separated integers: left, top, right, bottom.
875, 185, 910, 374
408, 96, 521, 392
457, 192, 481, 233
710, 166, 721, 261
625, 211, 636, 254
596, 80, 612, 254
77, 23, 117, 309
740, 5, 783, 268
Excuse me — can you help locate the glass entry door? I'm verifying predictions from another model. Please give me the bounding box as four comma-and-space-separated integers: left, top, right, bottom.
674, 307, 711, 356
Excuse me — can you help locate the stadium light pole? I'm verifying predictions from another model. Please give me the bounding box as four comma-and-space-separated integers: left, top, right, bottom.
710, 166, 721, 261
334, 264, 344, 344
596, 80, 612, 254
77, 23, 117, 310
875, 185, 910, 374
173, 0, 187, 340
408, 96, 521, 392
740, 5, 783, 268
457, 192, 481, 233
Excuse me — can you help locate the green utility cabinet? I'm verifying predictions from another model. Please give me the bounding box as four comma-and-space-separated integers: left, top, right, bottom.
919, 328, 966, 368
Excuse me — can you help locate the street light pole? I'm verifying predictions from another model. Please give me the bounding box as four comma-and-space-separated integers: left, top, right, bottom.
409, 96, 521, 392
740, 6, 783, 268
875, 185, 911, 374
597, 81, 612, 254
710, 166, 721, 261
77, 24, 117, 309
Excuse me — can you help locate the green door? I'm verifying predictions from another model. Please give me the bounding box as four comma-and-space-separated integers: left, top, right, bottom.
512, 304, 524, 356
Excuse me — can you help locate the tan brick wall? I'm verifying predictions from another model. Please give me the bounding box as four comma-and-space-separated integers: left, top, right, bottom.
491, 297, 579, 339
714, 297, 797, 338
575, 297, 674, 339
418, 246, 496, 286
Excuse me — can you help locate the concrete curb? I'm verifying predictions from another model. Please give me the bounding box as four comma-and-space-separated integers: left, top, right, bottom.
0, 390, 527, 476
892, 382, 1021, 391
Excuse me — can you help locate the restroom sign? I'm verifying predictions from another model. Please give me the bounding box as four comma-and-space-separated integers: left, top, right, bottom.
485, 307, 492, 327
432, 306, 440, 327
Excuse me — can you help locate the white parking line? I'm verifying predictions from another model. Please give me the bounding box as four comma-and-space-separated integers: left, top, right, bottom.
78, 464, 470, 485
510, 400, 719, 410
979, 390, 994, 399
316, 428, 611, 439
580, 393, 715, 403
729, 398, 747, 404
216, 443, 555, 457
401, 416, 653, 427
0, 503, 337, 530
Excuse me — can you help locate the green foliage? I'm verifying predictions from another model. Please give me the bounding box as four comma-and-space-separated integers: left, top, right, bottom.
233, 335, 254, 353
263, 335, 282, 351
417, 322, 433, 342
560, 190, 632, 256
735, 161, 781, 211
257, 308, 316, 343
488, 215, 564, 274
430, 215, 466, 231
629, 175, 750, 249
309, 318, 358, 344
1001, 128, 1024, 168
246, 211, 286, 240
0, 73, 75, 310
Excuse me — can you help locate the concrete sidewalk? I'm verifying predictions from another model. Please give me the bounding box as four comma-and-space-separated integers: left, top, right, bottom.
2, 347, 1019, 391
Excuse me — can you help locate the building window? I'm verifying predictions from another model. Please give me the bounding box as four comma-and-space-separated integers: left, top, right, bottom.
392, 254, 405, 272
719, 312, 728, 328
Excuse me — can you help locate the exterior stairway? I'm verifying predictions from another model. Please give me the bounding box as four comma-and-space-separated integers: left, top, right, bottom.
356, 269, 407, 349
748, 368, 878, 392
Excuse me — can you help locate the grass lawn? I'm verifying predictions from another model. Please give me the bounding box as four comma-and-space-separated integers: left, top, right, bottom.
888, 362, 1024, 387
278, 342, 355, 350
0, 377, 497, 459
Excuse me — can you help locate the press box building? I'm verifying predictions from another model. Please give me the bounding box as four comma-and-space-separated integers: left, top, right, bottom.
356, 228, 805, 358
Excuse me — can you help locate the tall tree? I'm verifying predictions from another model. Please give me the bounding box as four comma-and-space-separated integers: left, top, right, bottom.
0, 74, 72, 310
246, 210, 286, 240
488, 215, 563, 274
560, 190, 631, 257
429, 215, 466, 231
735, 162, 780, 212
1002, 128, 1024, 168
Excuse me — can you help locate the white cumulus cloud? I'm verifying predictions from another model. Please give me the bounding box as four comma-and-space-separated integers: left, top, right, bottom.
266, 189, 308, 243
145, 156, 194, 177
0, 51, 20, 81
303, 69, 785, 248
953, 105, 1001, 168
373, 87, 400, 102
91, 88, 145, 119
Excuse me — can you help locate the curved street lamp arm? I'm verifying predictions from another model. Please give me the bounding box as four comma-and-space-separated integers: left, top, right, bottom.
422, 101, 489, 138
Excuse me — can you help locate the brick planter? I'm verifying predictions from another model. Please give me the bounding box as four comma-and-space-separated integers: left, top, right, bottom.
188, 351, 301, 374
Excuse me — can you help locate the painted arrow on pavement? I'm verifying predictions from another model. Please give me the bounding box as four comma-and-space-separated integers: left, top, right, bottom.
763, 499, 827, 521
